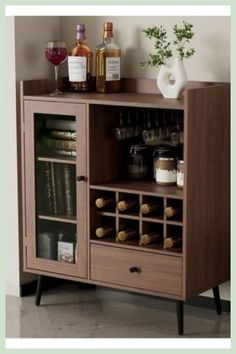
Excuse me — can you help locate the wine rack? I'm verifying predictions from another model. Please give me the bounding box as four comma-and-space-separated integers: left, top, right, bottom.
90, 186, 183, 255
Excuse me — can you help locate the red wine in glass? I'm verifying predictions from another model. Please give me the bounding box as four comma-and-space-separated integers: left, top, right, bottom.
45, 41, 67, 95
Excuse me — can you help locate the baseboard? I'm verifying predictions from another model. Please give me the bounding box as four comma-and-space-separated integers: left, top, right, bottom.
20, 279, 230, 313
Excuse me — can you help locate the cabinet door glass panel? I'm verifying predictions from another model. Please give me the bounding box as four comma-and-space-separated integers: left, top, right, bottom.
35, 114, 77, 264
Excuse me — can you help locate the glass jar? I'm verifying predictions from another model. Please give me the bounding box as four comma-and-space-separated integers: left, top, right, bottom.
177, 160, 184, 189
128, 144, 148, 179
153, 145, 176, 179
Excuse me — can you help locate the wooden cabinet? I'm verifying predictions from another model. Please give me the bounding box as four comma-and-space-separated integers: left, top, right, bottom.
20, 79, 230, 334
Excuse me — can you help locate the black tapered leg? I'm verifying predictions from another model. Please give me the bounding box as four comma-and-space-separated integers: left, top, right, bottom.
213, 286, 222, 315
176, 300, 184, 335
35, 275, 43, 306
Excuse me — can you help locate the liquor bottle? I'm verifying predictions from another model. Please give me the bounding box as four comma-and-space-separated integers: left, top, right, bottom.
68, 24, 93, 92
163, 237, 182, 249
95, 197, 114, 209
96, 22, 121, 93
117, 228, 137, 242
140, 232, 160, 245
95, 226, 114, 238
118, 199, 137, 212
141, 202, 159, 215
164, 206, 182, 218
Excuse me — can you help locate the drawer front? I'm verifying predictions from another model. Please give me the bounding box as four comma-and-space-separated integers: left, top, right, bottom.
91, 245, 182, 296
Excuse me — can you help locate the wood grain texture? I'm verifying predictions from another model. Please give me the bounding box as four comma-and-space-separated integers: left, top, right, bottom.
91, 244, 182, 296
183, 83, 230, 299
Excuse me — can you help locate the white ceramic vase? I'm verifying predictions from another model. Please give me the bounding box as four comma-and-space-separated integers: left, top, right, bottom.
157, 57, 187, 99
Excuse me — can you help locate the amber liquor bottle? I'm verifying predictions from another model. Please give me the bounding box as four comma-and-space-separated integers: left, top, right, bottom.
96, 22, 121, 93
68, 24, 93, 92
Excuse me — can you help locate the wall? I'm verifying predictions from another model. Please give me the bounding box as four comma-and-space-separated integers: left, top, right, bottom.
60, 16, 230, 82
6, 16, 60, 296
7, 15, 230, 300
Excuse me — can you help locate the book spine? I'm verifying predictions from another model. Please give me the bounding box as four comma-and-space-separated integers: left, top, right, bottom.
50, 162, 58, 215
54, 163, 65, 215
62, 164, 76, 216
42, 161, 54, 214
42, 136, 77, 151
48, 130, 77, 141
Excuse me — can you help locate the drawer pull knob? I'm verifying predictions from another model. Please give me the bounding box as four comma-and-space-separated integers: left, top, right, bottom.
77, 176, 86, 182
129, 266, 140, 273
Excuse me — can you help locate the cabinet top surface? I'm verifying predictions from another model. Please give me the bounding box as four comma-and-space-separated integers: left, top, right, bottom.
24, 92, 184, 110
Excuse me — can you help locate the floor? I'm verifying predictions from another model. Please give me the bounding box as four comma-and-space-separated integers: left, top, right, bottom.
6, 283, 230, 338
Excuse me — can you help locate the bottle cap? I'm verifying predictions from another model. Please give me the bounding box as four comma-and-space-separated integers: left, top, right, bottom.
95, 198, 105, 208
118, 231, 127, 241
141, 204, 151, 214
118, 201, 127, 211
76, 24, 86, 40
103, 22, 113, 38
164, 207, 174, 217
104, 22, 113, 31
164, 238, 174, 248
140, 234, 150, 245
95, 228, 104, 238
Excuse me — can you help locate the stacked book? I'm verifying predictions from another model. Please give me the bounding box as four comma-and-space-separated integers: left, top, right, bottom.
41, 118, 77, 159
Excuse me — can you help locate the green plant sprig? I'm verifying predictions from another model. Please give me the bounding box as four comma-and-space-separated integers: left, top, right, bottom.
173, 21, 195, 59
140, 21, 195, 67
140, 26, 172, 66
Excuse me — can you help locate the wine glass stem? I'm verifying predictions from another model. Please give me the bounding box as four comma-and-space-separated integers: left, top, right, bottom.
54, 65, 59, 91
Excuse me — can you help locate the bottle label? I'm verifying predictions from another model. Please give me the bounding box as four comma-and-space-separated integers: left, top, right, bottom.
177, 170, 184, 187
68, 56, 87, 82
106, 57, 120, 81
156, 168, 177, 183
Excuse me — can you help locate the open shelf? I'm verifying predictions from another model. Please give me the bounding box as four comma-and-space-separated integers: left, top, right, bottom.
90, 180, 183, 199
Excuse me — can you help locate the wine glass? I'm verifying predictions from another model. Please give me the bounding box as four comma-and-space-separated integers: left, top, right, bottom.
45, 41, 67, 95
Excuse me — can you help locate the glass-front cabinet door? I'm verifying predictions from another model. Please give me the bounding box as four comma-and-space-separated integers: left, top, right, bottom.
24, 101, 87, 278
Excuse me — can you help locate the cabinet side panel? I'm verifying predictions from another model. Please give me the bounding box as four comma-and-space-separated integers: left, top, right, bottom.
184, 84, 230, 299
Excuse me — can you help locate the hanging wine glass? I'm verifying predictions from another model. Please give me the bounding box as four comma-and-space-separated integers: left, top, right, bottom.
45, 41, 67, 95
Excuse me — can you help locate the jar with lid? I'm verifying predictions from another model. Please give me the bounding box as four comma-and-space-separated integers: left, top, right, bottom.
153, 145, 177, 185
153, 145, 176, 179
128, 144, 149, 179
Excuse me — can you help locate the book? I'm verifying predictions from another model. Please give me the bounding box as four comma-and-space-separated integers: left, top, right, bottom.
46, 119, 76, 132
41, 136, 76, 151
52, 149, 77, 158
54, 163, 65, 215
58, 241, 75, 263
37, 161, 55, 214
37, 232, 57, 260
47, 129, 77, 141
62, 164, 76, 216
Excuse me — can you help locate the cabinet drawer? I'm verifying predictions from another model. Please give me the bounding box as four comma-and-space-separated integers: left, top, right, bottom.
91, 245, 182, 296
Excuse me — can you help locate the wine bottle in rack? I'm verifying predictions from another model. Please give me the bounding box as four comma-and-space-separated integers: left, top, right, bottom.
140, 232, 160, 245
163, 237, 182, 249
118, 199, 137, 212
95, 197, 114, 209
95, 226, 115, 238
164, 206, 182, 218
141, 202, 160, 215
117, 228, 137, 242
